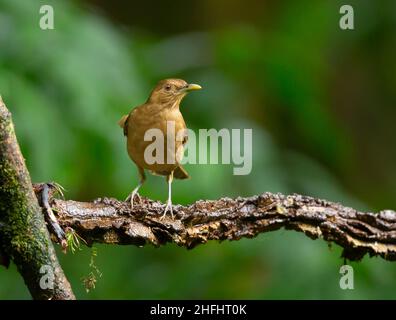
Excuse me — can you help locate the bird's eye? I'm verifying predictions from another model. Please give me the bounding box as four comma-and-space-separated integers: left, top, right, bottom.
165, 85, 172, 91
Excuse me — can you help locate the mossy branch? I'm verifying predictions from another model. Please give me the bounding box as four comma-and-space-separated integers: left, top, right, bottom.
0, 98, 75, 300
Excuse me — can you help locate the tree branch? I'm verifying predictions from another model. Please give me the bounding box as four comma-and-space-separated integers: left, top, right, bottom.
0, 98, 75, 300
42, 188, 396, 262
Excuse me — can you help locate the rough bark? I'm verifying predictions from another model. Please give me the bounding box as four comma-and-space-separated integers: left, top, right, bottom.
0, 97, 75, 300
43, 190, 396, 262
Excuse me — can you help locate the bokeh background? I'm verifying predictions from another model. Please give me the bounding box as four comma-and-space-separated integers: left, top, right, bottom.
1, 0, 396, 299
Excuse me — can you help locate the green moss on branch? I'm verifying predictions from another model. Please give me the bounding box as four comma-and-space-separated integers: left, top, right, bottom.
0, 98, 74, 300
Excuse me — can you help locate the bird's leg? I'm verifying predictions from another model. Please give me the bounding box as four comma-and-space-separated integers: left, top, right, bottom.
126, 183, 142, 207
161, 171, 174, 219
126, 166, 146, 208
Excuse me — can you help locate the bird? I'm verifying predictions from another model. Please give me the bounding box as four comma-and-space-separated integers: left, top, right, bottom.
118, 79, 202, 218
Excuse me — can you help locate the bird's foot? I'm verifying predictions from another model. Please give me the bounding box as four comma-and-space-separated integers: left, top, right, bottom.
160, 199, 174, 220
125, 189, 141, 208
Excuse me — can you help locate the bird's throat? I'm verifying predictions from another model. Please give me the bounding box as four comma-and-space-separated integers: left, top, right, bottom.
166, 94, 186, 110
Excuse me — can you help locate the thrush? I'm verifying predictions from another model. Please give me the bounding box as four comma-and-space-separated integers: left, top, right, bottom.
118, 79, 202, 218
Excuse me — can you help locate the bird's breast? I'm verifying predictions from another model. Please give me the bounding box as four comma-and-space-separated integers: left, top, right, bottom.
126, 107, 187, 173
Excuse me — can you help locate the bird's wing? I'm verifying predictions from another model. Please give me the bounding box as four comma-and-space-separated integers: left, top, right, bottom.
118, 114, 130, 136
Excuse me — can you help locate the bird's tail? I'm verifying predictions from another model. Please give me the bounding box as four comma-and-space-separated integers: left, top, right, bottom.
174, 165, 190, 180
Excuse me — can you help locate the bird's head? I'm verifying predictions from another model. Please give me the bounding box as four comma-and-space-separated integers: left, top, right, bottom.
148, 79, 202, 107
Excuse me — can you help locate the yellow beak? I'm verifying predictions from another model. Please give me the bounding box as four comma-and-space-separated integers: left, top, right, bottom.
183, 83, 202, 92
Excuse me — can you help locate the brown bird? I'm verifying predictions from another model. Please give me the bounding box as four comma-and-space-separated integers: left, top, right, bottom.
118, 79, 202, 218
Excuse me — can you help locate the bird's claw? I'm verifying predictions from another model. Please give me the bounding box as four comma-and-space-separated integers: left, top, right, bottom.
160, 200, 174, 220
126, 190, 141, 208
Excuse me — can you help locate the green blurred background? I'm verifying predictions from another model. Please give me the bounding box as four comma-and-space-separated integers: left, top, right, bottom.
1, 0, 396, 299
